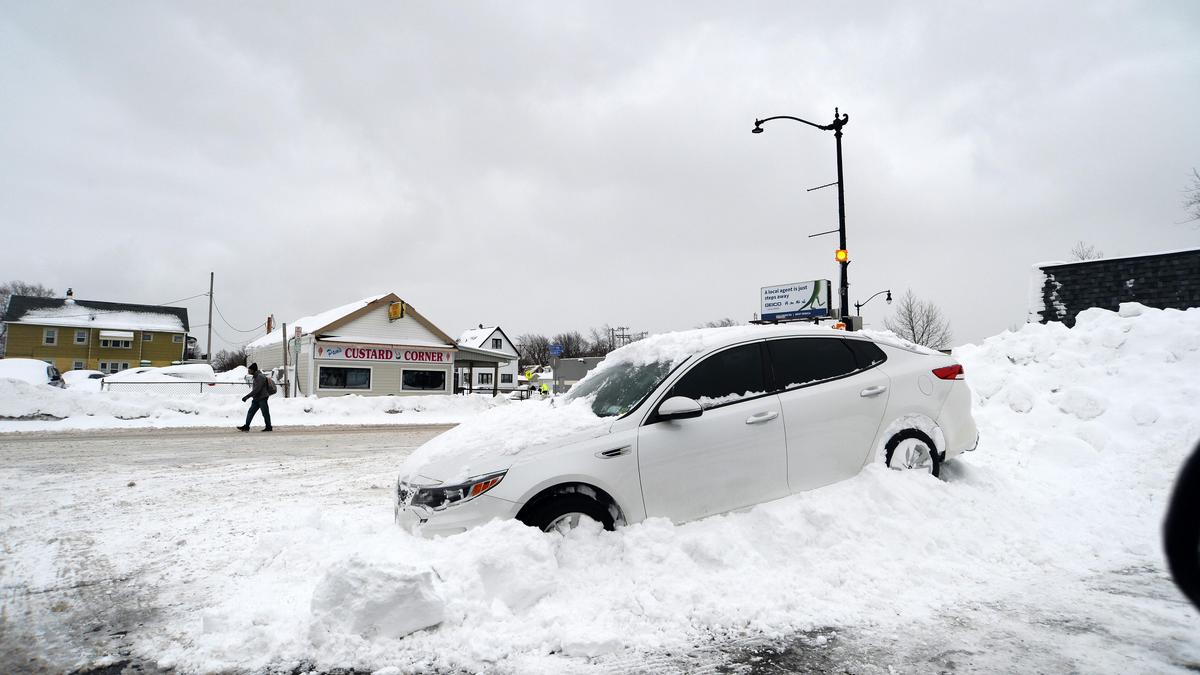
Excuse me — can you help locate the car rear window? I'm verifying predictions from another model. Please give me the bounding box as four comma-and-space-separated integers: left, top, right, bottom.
845, 339, 887, 369
766, 338, 859, 389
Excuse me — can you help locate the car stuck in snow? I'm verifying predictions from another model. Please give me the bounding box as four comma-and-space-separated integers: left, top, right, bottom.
396, 324, 978, 536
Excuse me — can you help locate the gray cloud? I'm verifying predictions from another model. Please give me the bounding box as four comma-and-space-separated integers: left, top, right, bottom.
2, 1, 1198, 352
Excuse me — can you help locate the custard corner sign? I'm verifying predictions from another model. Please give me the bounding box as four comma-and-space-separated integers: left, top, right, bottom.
760, 279, 832, 321
315, 343, 450, 363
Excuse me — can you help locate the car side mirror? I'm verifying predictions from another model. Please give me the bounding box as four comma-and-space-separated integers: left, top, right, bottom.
658, 396, 703, 421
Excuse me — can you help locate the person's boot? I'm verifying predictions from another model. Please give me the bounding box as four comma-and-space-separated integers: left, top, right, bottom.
262, 427, 273, 432
237, 425, 249, 432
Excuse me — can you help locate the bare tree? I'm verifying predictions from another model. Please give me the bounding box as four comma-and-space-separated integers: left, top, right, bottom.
551, 331, 588, 358
1185, 168, 1200, 223
515, 333, 550, 369
0, 280, 56, 357
587, 325, 615, 356
698, 318, 738, 328
883, 290, 953, 350
1069, 241, 1104, 261
211, 348, 248, 373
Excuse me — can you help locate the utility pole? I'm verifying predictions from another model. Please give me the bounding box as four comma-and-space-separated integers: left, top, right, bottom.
282, 323, 289, 399
207, 272, 214, 365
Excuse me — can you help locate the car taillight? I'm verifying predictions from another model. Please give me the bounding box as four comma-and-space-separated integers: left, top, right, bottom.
932, 364, 964, 380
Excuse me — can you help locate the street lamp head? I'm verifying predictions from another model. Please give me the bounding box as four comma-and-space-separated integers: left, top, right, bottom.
885, 290, 893, 305
752, 120, 764, 134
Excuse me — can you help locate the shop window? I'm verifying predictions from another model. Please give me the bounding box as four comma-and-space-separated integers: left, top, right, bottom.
403, 370, 446, 391
319, 366, 371, 390
491, 338, 502, 350
478, 372, 494, 385
43, 328, 57, 345
500, 373, 513, 384
74, 330, 88, 344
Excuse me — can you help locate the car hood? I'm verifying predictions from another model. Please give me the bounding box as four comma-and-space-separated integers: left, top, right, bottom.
400, 398, 612, 485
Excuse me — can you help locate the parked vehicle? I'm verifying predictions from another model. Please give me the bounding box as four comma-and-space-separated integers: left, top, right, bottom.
0, 358, 65, 388
395, 326, 979, 536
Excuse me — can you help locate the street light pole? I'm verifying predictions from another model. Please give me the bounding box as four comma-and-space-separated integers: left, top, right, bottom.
854, 289, 892, 317
753, 108, 852, 323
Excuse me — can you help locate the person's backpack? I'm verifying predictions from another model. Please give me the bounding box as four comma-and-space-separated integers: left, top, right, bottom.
264, 376, 278, 396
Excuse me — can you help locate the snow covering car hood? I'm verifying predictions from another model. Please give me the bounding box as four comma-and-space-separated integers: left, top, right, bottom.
400, 398, 613, 485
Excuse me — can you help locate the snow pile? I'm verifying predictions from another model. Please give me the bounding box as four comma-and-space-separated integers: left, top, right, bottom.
0, 382, 509, 431
0, 358, 58, 385
128, 303, 1200, 673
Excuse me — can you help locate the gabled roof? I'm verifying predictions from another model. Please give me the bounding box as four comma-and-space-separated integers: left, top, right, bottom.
246, 293, 456, 350
456, 325, 518, 355
3, 296, 189, 332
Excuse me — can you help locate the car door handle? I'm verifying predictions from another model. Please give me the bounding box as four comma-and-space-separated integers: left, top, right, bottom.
595, 446, 631, 458
860, 385, 888, 397
745, 411, 779, 424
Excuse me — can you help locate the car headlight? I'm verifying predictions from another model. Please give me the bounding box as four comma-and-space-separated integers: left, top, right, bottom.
405, 471, 507, 512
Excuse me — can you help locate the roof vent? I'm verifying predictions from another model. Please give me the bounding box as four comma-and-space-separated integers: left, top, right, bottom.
478, 323, 484, 329
65, 288, 75, 304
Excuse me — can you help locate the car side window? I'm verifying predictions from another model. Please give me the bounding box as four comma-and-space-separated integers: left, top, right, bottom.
766, 338, 859, 390
845, 339, 887, 369
669, 343, 767, 409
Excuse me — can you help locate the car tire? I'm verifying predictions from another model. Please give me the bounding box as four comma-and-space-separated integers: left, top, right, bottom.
519, 493, 615, 533
884, 429, 942, 477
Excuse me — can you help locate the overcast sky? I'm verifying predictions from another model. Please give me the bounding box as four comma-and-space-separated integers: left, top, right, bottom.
3, 1, 1199, 353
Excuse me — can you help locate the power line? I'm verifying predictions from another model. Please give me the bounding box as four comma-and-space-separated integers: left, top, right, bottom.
212, 299, 266, 333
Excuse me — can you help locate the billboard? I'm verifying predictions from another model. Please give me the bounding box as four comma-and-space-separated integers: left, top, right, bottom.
760, 279, 831, 321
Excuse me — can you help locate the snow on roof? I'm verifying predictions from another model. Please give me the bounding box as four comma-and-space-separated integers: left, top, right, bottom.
1036, 246, 1199, 268
246, 294, 389, 350
11, 305, 186, 332
457, 326, 497, 347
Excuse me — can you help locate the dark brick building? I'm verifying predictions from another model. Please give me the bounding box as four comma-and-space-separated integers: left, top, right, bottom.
1036, 248, 1200, 326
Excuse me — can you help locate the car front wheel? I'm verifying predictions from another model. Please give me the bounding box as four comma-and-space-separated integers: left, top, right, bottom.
519, 493, 615, 533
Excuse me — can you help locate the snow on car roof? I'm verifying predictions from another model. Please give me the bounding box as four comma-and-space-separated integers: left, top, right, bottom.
595, 323, 873, 370
0, 358, 56, 385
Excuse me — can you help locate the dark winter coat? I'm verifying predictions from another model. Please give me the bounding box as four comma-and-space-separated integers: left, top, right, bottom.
1165, 442, 1200, 611
248, 371, 271, 400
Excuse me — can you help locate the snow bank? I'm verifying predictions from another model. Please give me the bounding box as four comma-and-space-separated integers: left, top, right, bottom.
134, 303, 1200, 673
0, 382, 508, 432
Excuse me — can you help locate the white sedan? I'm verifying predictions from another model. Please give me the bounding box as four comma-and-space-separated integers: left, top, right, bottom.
396, 325, 978, 535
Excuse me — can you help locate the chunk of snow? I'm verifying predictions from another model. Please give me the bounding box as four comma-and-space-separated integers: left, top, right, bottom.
309, 558, 444, 645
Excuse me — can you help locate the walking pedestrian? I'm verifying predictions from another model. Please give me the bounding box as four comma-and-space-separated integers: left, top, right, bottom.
237, 363, 273, 432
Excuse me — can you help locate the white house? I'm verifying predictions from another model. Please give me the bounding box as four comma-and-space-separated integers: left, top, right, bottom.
455, 325, 520, 393
245, 293, 509, 398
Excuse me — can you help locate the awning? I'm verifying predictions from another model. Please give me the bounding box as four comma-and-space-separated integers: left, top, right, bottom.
99, 330, 135, 339
455, 345, 512, 365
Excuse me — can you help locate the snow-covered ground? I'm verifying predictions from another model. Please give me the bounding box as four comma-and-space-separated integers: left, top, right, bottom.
2, 303, 1199, 673
0, 378, 508, 432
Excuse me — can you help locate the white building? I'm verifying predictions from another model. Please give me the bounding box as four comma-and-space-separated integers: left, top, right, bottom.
245, 293, 511, 398
455, 325, 520, 393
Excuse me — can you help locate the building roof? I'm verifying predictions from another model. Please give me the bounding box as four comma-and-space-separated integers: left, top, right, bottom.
246, 293, 456, 350
457, 326, 498, 347
2, 295, 189, 332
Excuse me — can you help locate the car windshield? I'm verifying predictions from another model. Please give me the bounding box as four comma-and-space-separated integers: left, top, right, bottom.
563, 360, 676, 418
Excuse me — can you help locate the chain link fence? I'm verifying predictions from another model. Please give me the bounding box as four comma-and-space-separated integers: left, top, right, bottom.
101, 381, 251, 396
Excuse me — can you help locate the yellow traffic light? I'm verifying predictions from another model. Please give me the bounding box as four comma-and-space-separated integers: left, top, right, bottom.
835, 249, 849, 263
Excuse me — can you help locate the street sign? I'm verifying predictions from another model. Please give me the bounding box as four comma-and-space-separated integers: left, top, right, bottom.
760, 279, 831, 321
549, 343, 563, 357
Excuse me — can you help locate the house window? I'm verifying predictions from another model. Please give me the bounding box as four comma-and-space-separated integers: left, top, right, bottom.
43, 328, 57, 345
100, 339, 132, 349
98, 361, 130, 374
73, 361, 85, 370
74, 330, 88, 344
478, 372, 494, 385
318, 366, 371, 390
500, 373, 513, 384
403, 369, 447, 391
142, 333, 153, 342
491, 338, 502, 350
173, 334, 184, 343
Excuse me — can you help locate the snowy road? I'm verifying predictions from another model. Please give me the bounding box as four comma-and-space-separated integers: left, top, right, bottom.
0, 425, 450, 674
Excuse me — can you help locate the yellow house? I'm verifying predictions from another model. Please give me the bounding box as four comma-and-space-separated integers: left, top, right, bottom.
2, 290, 190, 374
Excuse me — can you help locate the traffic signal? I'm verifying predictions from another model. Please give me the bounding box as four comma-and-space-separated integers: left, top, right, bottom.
835, 249, 849, 263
